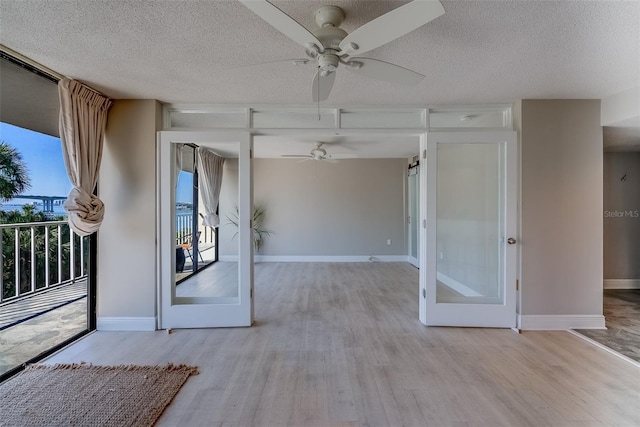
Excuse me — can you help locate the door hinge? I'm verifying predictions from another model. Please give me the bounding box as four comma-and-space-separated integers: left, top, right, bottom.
516, 280, 519, 291
422, 288, 426, 298
249, 219, 253, 229
422, 219, 427, 229
250, 149, 253, 159
423, 149, 427, 159
408, 216, 411, 224
250, 288, 253, 298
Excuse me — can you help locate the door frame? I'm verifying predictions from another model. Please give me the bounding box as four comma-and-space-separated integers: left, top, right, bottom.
407, 161, 420, 268
420, 131, 518, 327
157, 130, 254, 329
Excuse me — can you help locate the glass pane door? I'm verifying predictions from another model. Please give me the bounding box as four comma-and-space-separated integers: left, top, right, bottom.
159, 131, 253, 329
424, 131, 517, 327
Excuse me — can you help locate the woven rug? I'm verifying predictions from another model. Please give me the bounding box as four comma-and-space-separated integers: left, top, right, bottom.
0, 363, 198, 427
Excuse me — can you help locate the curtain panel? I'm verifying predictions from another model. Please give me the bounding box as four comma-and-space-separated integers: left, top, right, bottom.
58, 78, 112, 236
197, 148, 225, 228
174, 143, 184, 185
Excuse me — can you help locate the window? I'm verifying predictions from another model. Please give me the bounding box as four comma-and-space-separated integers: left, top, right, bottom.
0, 51, 96, 381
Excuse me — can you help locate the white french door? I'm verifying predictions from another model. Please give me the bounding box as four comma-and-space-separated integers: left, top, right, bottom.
421, 131, 517, 327
158, 131, 253, 329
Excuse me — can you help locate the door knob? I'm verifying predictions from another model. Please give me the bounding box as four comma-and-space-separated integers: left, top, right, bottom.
507, 238, 517, 245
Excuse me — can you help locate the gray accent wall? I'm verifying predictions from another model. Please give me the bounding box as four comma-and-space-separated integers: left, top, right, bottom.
520, 100, 603, 316
219, 158, 408, 257
604, 152, 640, 280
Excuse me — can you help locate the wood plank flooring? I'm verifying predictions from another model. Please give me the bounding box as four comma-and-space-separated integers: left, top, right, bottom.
46, 263, 640, 426
176, 261, 238, 298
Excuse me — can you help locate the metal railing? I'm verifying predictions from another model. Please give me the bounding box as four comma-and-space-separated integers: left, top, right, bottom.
0, 220, 88, 304
176, 212, 215, 245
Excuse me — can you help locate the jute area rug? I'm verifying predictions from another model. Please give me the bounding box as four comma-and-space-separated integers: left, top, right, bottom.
0, 363, 198, 427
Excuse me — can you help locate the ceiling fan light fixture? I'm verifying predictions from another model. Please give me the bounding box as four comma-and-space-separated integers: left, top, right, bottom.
318, 53, 339, 72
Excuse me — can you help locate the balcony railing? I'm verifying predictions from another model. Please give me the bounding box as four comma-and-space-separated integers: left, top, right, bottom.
0, 220, 88, 304
176, 212, 215, 245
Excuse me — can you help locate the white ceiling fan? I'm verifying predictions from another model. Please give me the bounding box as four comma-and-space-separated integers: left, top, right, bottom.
281, 142, 357, 163
238, 0, 445, 101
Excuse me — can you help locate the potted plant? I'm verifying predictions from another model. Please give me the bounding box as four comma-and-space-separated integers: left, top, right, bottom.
226, 204, 272, 253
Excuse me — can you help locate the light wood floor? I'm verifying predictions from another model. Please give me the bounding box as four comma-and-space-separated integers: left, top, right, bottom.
176, 261, 238, 298
48, 263, 640, 426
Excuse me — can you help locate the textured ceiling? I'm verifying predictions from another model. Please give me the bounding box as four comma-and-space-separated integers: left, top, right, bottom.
1, 0, 638, 106
1, 0, 639, 154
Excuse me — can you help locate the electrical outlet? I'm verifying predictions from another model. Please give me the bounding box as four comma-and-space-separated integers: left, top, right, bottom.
386, 239, 392, 245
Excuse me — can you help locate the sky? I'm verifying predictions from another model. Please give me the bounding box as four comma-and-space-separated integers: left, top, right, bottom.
176, 171, 194, 204
0, 122, 72, 200
0, 120, 194, 205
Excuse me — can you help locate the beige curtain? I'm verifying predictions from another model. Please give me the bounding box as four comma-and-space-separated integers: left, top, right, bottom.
174, 143, 184, 185
58, 78, 112, 236
197, 148, 225, 227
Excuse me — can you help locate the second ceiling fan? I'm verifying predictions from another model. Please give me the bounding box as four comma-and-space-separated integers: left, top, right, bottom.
238, 0, 445, 101
281, 142, 357, 163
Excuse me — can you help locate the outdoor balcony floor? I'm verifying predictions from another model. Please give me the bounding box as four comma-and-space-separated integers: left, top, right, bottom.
0, 280, 87, 375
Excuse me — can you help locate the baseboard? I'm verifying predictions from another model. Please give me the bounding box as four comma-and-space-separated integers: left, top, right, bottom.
254, 255, 410, 263
97, 317, 156, 331
518, 314, 606, 330
603, 279, 640, 289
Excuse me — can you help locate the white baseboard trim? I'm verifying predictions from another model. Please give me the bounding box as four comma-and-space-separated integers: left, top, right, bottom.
97, 317, 156, 331
603, 279, 640, 289
255, 255, 410, 263
518, 314, 606, 330
219, 255, 409, 263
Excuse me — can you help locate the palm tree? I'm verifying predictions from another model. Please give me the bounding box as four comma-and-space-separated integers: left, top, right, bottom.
0, 140, 31, 201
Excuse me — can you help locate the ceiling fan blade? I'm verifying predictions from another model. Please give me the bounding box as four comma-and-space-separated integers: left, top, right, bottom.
312, 70, 336, 102
339, 0, 444, 56
226, 58, 310, 71
326, 154, 358, 159
346, 58, 424, 86
282, 154, 312, 158
323, 158, 340, 164
239, 0, 323, 51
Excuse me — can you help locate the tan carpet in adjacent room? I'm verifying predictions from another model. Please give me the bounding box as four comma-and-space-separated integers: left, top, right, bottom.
0, 363, 198, 427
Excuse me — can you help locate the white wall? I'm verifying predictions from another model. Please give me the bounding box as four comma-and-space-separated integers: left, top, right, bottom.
520, 100, 604, 328
219, 158, 408, 258
97, 100, 161, 330
603, 151, 640, 286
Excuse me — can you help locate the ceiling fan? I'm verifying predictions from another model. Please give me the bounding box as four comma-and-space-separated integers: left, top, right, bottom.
281, 142, 357, 163
238, 0, 445, 101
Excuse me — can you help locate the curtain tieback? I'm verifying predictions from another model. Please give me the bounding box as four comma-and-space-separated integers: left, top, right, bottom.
202, 213, 220, 228
63, 186, 105, 236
